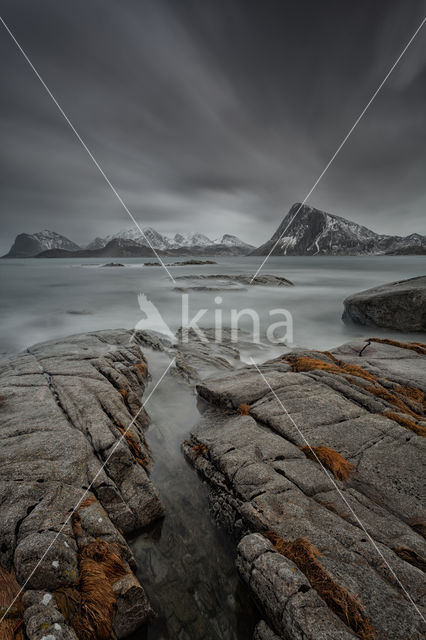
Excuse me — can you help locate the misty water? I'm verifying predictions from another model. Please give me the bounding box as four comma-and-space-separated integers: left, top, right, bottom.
1, 255, 424, 354
131, 349, 259, 640
1, 255, 424, 638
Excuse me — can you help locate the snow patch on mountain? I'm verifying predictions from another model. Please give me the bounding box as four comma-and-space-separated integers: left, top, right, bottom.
86, 228, 253, 252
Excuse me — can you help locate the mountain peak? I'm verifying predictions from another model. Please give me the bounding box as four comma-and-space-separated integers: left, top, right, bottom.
3, 231, 81, 258
251, 205, 426, 256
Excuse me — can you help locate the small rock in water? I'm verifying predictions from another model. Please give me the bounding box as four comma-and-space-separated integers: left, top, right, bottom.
101, 262, 125, 267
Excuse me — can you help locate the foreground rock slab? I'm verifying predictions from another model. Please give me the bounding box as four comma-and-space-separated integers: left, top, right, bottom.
0, 329, 164, 639
184, 338, 426, 639
342, 275, 426, 331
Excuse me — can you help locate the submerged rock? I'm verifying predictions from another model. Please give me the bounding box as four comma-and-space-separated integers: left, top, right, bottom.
184, 338, 426, 639
0, 329, 164, 639
144, 259, 217, 267
174, 273, 294, 292
342, 275, 426, 331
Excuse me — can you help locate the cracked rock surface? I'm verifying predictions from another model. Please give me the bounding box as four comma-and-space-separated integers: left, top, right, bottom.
184, 338, 426, 639
0, 329, 164, 639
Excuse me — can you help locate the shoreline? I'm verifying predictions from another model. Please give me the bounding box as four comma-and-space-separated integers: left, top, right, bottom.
0, 330, 425, 639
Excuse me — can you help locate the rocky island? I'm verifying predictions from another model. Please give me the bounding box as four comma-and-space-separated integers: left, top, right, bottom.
0, 330, 425, 640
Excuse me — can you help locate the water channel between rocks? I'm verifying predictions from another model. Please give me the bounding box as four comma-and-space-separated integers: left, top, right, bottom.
129, 348, 259, 640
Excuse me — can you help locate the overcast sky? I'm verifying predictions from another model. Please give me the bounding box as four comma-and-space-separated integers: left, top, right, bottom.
0, 0, 425, 253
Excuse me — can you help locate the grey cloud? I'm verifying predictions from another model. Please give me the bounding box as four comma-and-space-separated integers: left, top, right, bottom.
0, 0, 425, 254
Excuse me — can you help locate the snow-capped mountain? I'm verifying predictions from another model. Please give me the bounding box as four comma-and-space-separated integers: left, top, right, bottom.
86, 227, 173, 251
218, 234, 254, 249
3, 231, 81, 258
251, 204, 426, 256
85, 228, 254, 253
3, 226, 254, 258
172, 232, 213, 247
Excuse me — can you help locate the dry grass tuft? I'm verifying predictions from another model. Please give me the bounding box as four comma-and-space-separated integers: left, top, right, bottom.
0, 568, 24, 640
301, 446, 355, 481
396, 385, 425, 406
393, 546, 426, 573
383, 411, 426, 437
81, 541, 127, 584
72, 556, 117, 640
264, 533, 375, 640
237, 403, 251, 415
58, 516, 129, 640
134, 361, 148, 379
192, 442, 208, 456
366, 386, 420, 418
287, 351, 425, 427
286, 354, 377, 383
54, 587, 80, 626
78, 496, 96, 509
117, 425, 148, 467
367, 338, 426, 356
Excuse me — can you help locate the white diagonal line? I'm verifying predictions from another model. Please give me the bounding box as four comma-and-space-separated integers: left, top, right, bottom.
0, 16, 176, 285
251, 16, 426, 282
0, 355, 176, 623
249, 357, 425, 623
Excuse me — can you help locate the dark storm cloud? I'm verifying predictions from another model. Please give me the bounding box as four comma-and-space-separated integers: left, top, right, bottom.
0, 0, 425, 253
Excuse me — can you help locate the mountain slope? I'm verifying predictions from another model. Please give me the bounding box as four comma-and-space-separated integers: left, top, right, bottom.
218, 234, 254, 250
3, 231, 81, 258
251, 204, 426, 256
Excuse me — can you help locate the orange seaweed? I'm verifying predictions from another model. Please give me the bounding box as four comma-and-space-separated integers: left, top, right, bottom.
367, 338, 426, 356
0, 568, 24, 640
237, 403, 251, 415
301, 446, 355, 481
264, 533, 375, 640
383, 411, 426, 437
286, 354, 377, 383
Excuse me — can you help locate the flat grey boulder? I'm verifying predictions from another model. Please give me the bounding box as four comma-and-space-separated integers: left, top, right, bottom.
185, 338, 426, 639
342, 275, 426, 330
0, 329, 164, 639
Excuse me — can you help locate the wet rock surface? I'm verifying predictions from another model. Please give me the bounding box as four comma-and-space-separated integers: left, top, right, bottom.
174, 273, 294, 292
0, 329, 163, 639
184, 338, 426, 639
101, 262, 125, 267
342, 275, 426, 331
2, 327, 425, 640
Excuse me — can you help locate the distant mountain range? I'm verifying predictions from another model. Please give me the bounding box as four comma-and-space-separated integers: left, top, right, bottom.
3, 206, 425, 258
251, 204, 426, 256
2, 227, 254, 258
